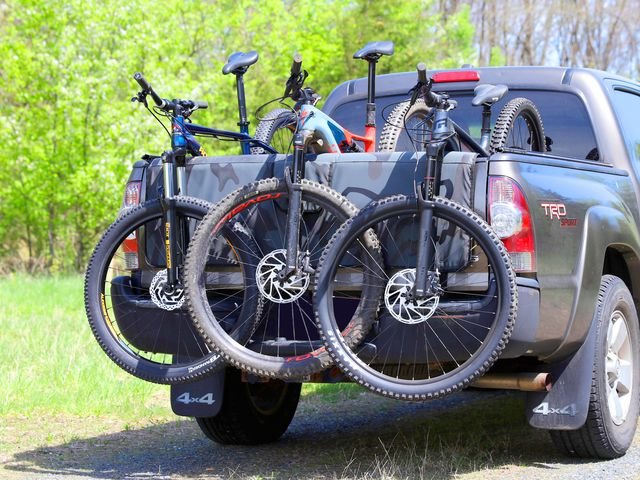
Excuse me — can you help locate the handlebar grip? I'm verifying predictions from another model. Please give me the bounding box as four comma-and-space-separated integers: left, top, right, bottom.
133, 72, 150, 90
417, 63, 428, 84
194, 100, 208, 110
133, 72, 164, 107
291, 53, 302, 76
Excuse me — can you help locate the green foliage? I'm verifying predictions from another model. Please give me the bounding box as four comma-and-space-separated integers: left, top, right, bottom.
0, 274, 171, 418
0, 0, 476, 272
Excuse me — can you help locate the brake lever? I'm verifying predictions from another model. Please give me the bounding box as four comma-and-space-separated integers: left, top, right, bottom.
408, 79, 432, 106
131, 91, 149, 107
284, 70, 309, 99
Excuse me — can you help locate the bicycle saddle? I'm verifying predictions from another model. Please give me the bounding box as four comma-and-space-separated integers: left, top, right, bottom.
222, 50, 259, 75
472, 84, 508, 106
353, 40, 394, 61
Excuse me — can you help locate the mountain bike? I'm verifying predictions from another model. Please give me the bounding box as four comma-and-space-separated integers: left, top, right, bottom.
313, 63, 545, 400
84, 53, 286, 384
184, 41, 394, 379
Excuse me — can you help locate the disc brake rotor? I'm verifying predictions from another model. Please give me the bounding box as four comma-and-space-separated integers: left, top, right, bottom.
256, 249, 310, 304
384, 268, 439, 324
150, 269, 185, 311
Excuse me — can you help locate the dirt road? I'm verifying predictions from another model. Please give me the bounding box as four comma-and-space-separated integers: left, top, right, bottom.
2, 390, 639, 480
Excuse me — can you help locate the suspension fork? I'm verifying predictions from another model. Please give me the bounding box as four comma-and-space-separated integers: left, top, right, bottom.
280, 130, 310, 279
413, 139, 445, 299
161, 150, 181, 288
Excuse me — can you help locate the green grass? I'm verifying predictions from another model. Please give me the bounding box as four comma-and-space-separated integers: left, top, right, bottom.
0, 274, 171, 420
0, 274, 352, 421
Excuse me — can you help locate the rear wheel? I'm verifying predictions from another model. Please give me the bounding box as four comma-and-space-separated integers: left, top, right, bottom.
490, 97, 545, 153
550, 275, 640, 459
252, 107, 297, 154
195, 368, 301, 445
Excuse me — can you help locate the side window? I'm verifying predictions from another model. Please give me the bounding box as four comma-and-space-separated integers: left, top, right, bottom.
518, 91, 598, 161
610, 89, 640, 163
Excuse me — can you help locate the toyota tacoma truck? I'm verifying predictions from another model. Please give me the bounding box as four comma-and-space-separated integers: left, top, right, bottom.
119, 65, 640, 458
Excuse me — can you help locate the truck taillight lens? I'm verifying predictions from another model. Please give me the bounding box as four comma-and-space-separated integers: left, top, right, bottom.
488, 176, 536, 272
123, 181, 141, 208
122, 232, 139, 270
121, 181, 141, 270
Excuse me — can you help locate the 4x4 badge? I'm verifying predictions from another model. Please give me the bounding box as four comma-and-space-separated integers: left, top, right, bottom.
532, 401, 577, 416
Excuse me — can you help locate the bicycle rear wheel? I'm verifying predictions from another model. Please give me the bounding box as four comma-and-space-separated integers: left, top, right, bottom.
252, 108, 297, 154
185, 178, 381, 379
490, 97, 545, 153
314, 195, 517, 400
84, 197, 260, 384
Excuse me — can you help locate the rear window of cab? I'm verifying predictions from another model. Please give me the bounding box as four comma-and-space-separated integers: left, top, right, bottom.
326, 90, 598, 161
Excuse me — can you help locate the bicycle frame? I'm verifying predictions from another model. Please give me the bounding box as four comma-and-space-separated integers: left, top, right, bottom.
295, 104, 375, 154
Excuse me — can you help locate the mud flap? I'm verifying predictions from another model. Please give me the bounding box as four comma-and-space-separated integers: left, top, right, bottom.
170, 369, 225, 417
525, 317, 597, 429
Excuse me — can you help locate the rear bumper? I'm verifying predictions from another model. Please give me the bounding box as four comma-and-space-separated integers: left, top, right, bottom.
501, 277, 541, 358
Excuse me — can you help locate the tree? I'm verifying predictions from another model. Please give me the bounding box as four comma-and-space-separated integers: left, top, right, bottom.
0, 0, 477, 273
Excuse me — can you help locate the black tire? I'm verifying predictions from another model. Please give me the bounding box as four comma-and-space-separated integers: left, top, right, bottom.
84, 196, 260, 384
314, 195, 517, 400
379, 99, 460, 153
252, 107, 297, 154
196, 367, 301, 445
185, 178, 381, 378
490, 97, 545, 153
550, 275, 640, 459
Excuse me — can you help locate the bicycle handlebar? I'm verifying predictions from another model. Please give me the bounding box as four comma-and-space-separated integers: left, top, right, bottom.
133, 72, 208, 112
411, 63, 448, 109
416, 63, 428, 84
291, 53, 303, 77
133, 72, 165, 108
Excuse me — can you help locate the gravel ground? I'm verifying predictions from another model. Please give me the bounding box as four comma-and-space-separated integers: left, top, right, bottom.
1, 389, 639, 480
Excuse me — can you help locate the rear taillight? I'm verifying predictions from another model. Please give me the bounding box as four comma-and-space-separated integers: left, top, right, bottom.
122, 233, 139, 270
121, 181, 142, 270
123, 181, 141, 208
488, 176, 536, 272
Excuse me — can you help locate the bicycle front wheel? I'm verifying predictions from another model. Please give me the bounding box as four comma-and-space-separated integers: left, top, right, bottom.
185, 178, 381, 379
314, 195, 518, 400
84, 196, 260, 384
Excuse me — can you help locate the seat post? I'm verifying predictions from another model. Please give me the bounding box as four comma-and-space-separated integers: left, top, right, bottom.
235, 71, 249, 135
366, 58, 378, 127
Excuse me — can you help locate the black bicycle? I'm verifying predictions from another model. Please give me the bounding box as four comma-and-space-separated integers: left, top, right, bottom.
84, 53, 289, 384
184, 42, 394, 379
313, 63, 545, 400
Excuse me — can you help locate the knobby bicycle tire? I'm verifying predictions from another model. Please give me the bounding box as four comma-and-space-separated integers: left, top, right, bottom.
252, 108, 297, 154
84, 196, 261, 384
490, 97, 545, 153
185, 178, 382, 379
314, 195, 518, 400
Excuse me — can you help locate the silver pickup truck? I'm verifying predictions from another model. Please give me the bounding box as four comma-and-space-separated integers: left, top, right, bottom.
120, 66, 640, 458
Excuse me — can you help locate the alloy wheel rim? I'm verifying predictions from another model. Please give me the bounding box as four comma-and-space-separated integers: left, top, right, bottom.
606, 309, 633, 425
